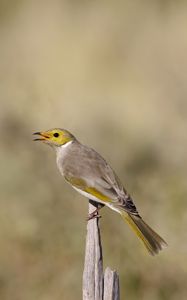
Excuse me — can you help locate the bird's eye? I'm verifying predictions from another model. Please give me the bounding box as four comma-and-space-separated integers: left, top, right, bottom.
53, 132, 59, 138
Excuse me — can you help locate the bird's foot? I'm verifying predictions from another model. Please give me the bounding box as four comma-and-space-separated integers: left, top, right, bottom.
87, 208, 102, 221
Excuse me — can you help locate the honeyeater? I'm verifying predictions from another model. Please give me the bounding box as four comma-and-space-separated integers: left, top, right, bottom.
33, 128, 167, 255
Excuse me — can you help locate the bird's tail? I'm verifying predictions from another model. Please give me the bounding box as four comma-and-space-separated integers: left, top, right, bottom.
121, 212, 167, 255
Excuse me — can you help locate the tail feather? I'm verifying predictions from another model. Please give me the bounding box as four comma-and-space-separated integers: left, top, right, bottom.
121, 212, 167, 255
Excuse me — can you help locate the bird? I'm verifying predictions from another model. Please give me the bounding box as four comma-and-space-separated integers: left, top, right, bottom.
33, 128, 167, 255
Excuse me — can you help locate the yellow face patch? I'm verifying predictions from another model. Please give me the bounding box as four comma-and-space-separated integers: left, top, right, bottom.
33, 128, 75, 145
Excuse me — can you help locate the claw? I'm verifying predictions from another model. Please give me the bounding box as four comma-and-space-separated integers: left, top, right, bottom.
87, 208, 102, 221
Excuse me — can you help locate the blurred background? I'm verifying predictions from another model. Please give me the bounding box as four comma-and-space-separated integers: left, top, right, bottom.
0, 0, 187, 299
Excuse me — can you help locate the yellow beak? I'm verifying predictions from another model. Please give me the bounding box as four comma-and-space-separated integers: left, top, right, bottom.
33, 131, 50, 141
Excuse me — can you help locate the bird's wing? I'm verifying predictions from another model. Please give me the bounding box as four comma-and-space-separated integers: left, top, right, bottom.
64, 174, 117, 204
98, 163, 139, 215
64, 148, 139, 215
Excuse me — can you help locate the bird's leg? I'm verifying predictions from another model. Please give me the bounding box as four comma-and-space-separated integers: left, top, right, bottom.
87, 200, 105, 221
87, 208, 101, 221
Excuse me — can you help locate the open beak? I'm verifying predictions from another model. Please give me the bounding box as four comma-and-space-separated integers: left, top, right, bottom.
33, 131, 50, 141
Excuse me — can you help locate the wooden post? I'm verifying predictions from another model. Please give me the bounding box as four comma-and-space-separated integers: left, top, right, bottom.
83, 201, 120, 300
104, 268, 120, 300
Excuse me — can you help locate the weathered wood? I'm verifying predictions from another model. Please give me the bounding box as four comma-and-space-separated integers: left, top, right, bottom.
83, 201, 104, 300
103, 268, 120, 300
83, 201, 120, 300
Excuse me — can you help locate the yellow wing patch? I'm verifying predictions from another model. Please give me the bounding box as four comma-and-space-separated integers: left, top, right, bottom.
65, 176, 87, 189
65, 176, 112, 203
84, 187, 112, 203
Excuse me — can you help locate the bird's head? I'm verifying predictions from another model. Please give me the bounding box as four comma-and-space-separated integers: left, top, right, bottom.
33, 128, 75, 147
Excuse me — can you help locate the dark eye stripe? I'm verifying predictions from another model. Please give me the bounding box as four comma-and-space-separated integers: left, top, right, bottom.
53, 132, 59, 137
